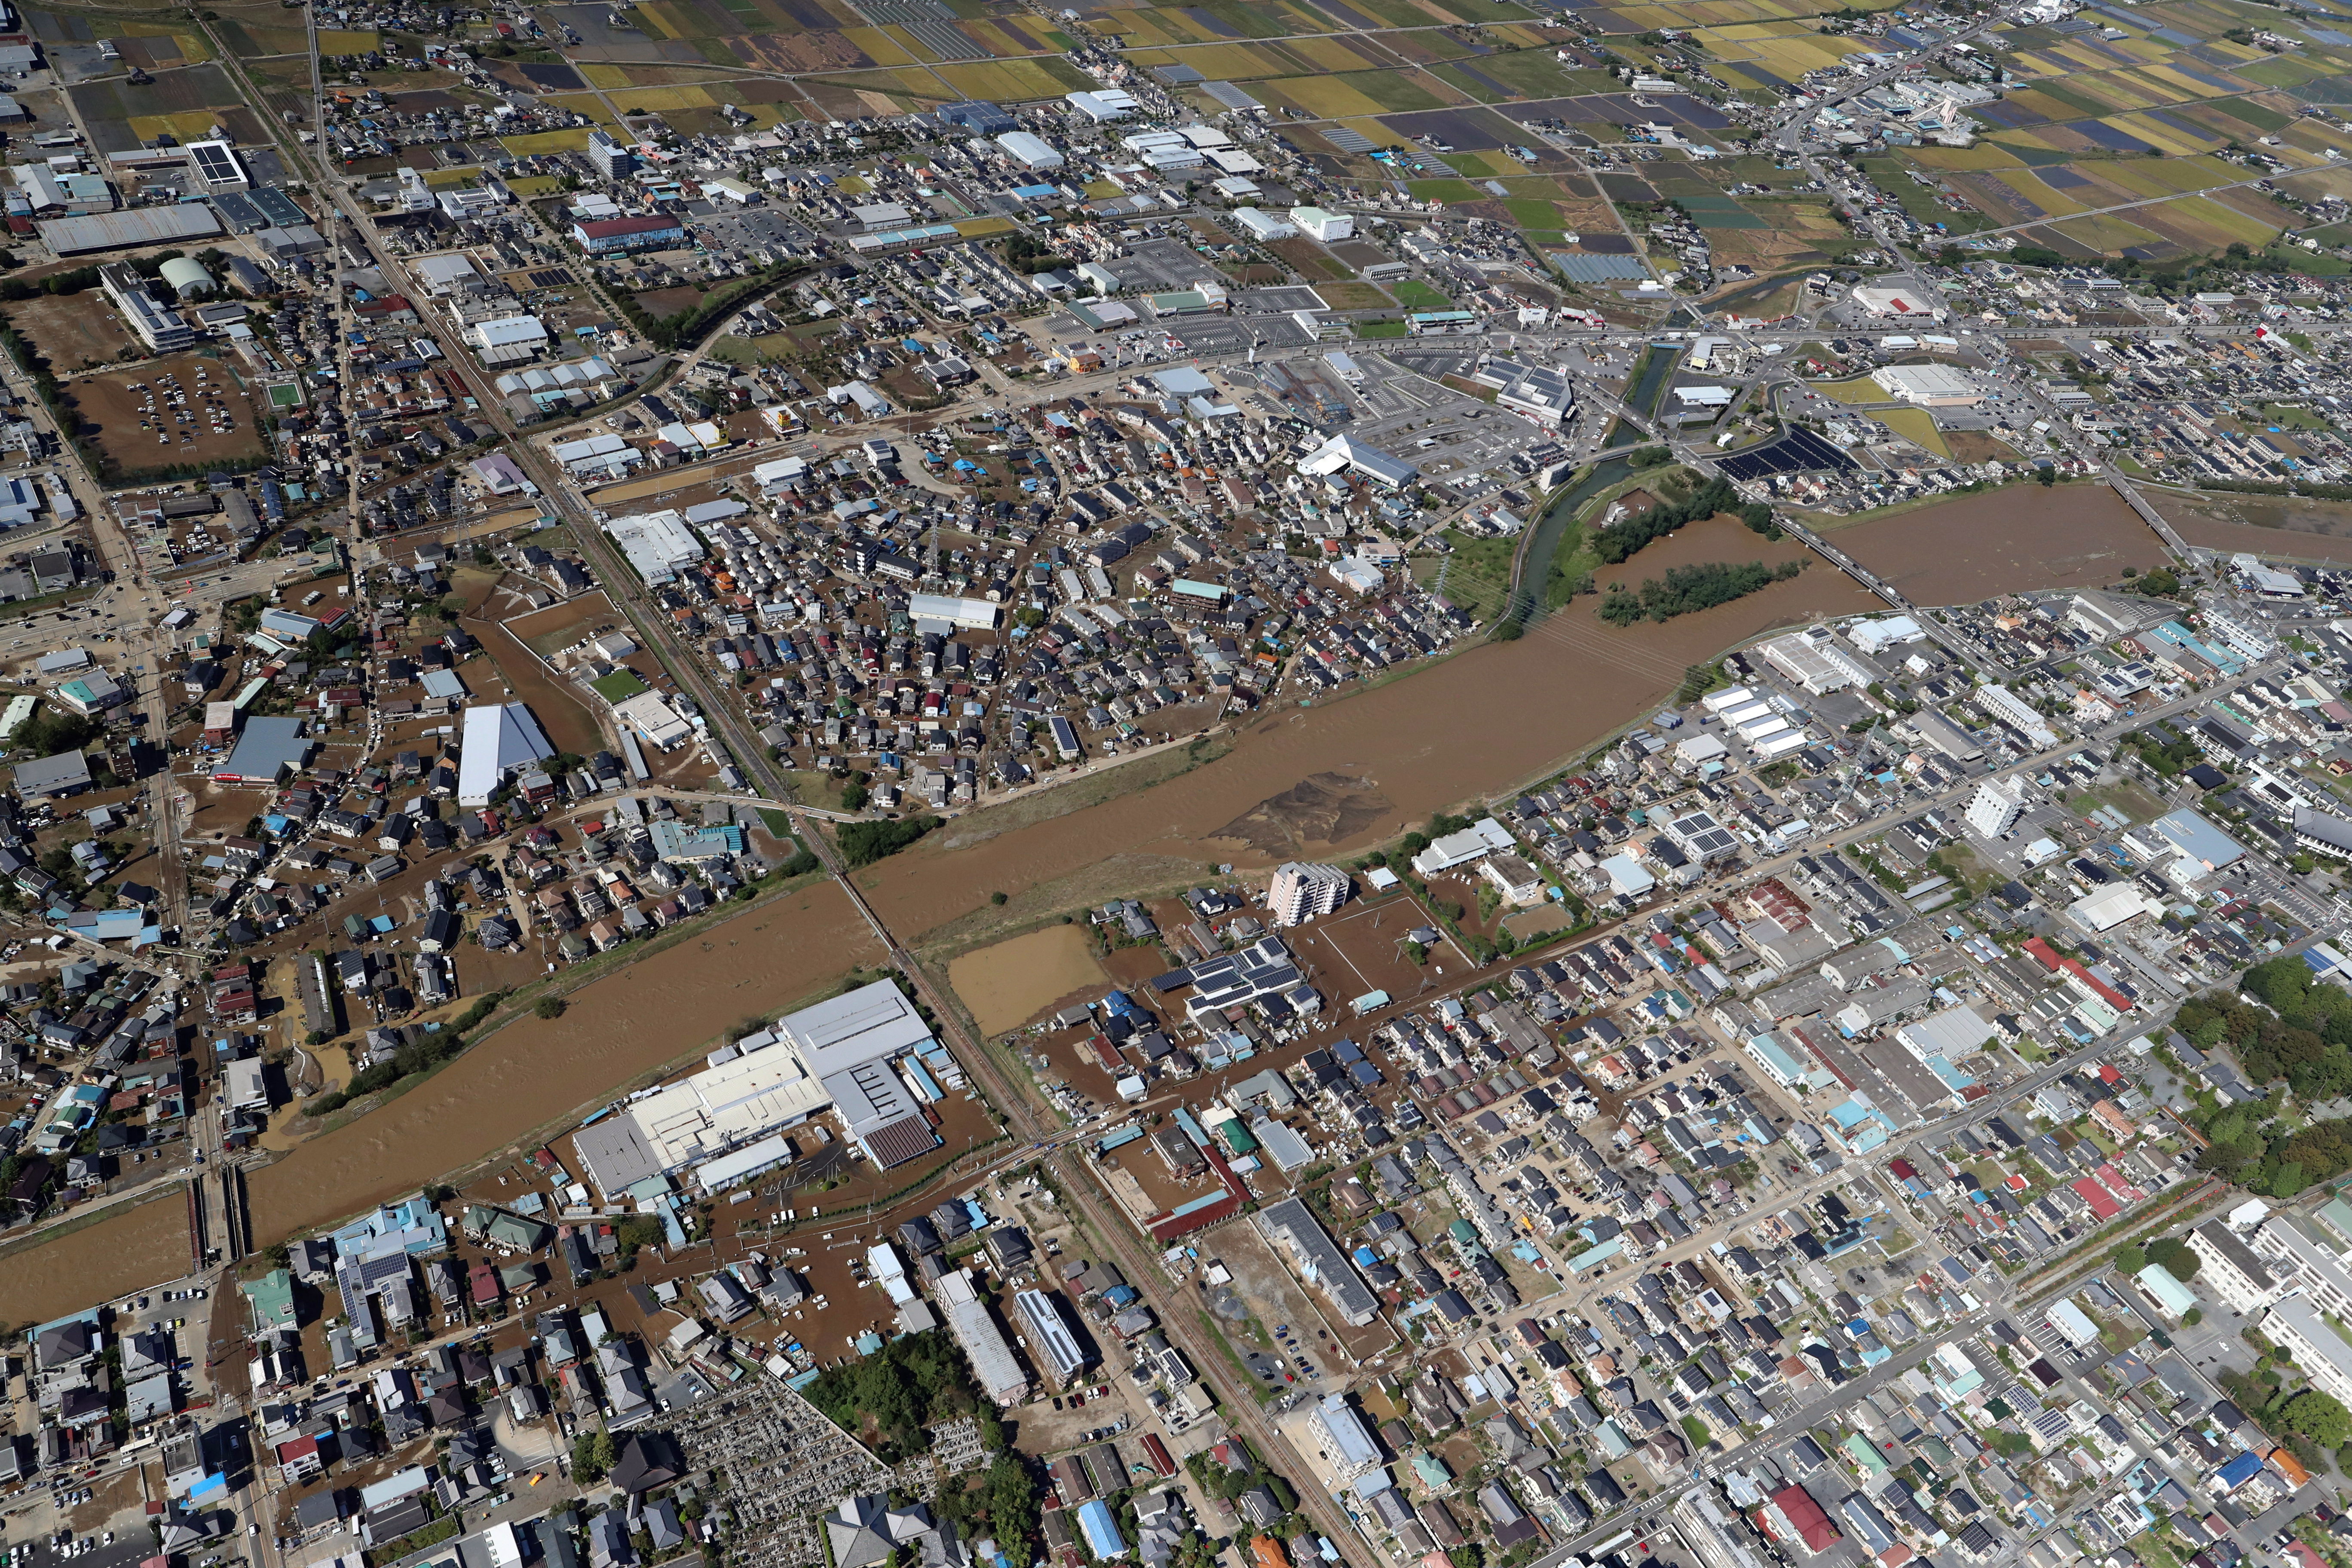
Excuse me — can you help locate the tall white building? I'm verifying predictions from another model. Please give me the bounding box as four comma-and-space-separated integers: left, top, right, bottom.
99, 263, 190, 353
1268, 862, 1350, 926
2264, 1292, 2352, 1409
1307, 1393, 1382, 1480
1963, 776, 2029, 839
586, 129, 634, 181
937, 1270, 1028, 1406
2252, 1213, 2352, 1320
1288, 206, 1353, 242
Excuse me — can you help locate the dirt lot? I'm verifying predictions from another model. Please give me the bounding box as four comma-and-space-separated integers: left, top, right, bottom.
8, 291, 139, 370
67, 351, 267, 475
1284, 885, 1469, 1005
1268, 236, 1351, 281
1215, 1209, 1397, 1368
507, 590, 622, 658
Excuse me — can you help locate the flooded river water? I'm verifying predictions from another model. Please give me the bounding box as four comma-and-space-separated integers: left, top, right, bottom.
0, 484, 2177, 1320
870, 486, 2175, 945
869, 514, 1872, 944
1824, 483, 2163, 604
0, 883, 883, 1327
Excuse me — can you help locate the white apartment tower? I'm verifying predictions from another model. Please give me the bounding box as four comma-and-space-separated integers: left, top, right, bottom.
1268, 862, 1351, 927
586, 129, 634, 181
1963, 776, 2029, 840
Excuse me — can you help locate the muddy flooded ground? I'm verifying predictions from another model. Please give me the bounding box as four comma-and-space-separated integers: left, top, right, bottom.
1821, 484, 2165, 604
868, 515, 1874, 946
244, 881, 885, 1245
0, 884, 885, 1329
949, 924, 1111, 1037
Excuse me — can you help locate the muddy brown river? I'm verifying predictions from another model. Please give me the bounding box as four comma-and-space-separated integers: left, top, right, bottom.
0, 884, 882, 1327
864, 516, 1874, 941
0, 489, 2177, 1321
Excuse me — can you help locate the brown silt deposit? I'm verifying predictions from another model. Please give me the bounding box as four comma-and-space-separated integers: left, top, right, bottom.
868, 516, 1872, 943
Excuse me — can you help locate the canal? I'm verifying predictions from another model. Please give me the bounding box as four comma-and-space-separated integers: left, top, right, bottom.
1505, 455, 1638, 626
1628, 342, 1685, 420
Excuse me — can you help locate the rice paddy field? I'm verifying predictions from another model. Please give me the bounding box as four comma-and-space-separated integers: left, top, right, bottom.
66, 62, 258, 154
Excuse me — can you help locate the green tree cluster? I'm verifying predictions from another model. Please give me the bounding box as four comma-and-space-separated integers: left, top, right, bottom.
309, 992, 506, 1116
934, 1451, 1041, 1562
1590, 478, 1749, 566
836, 816, 939, 867
2181, 959, 2352, 1196
2198, 958, 2352, 1099
10, 707, 95, 759
801, 1330, 981, 1460
1599, 560, 1802, 625
2125, 725, 2202, 778
572, 1429, 616, 1482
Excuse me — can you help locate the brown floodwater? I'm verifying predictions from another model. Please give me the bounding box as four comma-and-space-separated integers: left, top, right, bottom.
0, 885, 884, 1329
0, 1196, 191, 1329
244, 882, 885, 1243
867, 490, 2177, 946
0, 488, 2180, 1325
1825, 484, 2165, 606
864, 516, 1875, 943
949, 925, 1110, 1036
2152, 494, 2352, 566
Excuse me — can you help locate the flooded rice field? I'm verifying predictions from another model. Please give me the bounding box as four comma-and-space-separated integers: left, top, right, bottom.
867, 514, 1873, 944
949, 924, 1111, 1037
1823, 484, 2164, 604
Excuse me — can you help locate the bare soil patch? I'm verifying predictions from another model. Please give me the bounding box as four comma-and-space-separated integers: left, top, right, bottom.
9, 293, 138, 370
67, 351, 266, 476
507, 591, 622, 658
1212, 769, 1394, 857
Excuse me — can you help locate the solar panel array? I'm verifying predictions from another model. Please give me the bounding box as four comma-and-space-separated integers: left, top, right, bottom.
190, 142, 242, 186
1324, 126, 1377, 153
1550, 251, 1648, 282
1713, 427, 1857, 483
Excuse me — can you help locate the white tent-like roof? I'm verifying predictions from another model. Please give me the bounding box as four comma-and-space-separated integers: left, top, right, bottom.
456, 702, 554, 807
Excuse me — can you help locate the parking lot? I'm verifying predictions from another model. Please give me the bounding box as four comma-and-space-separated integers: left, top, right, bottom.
1160, 314, 1318, 355
688, 209, 815, 257
1117, 236, 1225, 294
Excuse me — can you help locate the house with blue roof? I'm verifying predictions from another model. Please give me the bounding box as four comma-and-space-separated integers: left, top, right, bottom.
2214, 1452, 2266, 1493
1076, 1499, 1127, 1559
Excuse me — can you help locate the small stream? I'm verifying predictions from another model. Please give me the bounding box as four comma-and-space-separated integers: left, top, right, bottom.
1628, 341, 1686, 419
1507, 455, 1638, 626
